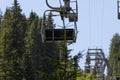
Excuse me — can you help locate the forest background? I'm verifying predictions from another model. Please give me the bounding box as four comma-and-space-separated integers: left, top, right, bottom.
0, 0, 120, 80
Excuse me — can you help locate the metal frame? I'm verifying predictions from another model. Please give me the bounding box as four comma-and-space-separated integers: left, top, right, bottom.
84, 48, 112, 80
41, 0, 78, 43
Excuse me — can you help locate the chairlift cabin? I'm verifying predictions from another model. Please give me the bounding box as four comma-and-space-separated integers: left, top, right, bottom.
41, 25, 76, 43
45, 29, 75, 41
41, 0, 78, 43
41, 10, 77, 43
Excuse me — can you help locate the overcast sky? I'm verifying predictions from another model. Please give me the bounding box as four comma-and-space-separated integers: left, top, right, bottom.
0, 0, 120, 70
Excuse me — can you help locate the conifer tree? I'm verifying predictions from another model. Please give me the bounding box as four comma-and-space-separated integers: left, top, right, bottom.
109, 33, 120, 77
46, 12, 54, 29
0, 8, 14, 80
9, 0, 27, 79
24, 11, 40, 80
109, 33, 120, 68
0, 0, 27, 79
37, 13, 60, 79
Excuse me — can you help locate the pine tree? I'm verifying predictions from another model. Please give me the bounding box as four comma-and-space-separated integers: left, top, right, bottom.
24, 11, 40, 80
46, 12, 54, 29
109, 33, 120, 76
109, 33, 120, 67
0, 0, 27, 79
9, 0, 27, 79
35, 13, 60, 79
0, 8, 14, 80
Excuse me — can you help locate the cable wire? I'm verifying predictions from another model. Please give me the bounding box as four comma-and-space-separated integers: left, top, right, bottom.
88, 0, 104, 48
101, 0, 104, 48
89, 0, 91, 47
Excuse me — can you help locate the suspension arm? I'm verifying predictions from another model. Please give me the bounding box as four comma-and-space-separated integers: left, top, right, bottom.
46, 0, 60, 10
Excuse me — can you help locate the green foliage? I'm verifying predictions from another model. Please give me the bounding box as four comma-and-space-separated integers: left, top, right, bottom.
77, 73, 92, 80
0, 9, 2, 34
42, 42, 83, 80
25, 11, 60, 80
0, 1, 85, 80
46, 12, 54, 29
24, 11, 41, 80
23, 53, 35, 80
109, 33, 120, 78
39, 13, 59, 79
0, 0, 27, 79
109, 33, 120, 66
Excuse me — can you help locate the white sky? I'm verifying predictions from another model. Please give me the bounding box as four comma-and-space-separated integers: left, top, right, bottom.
0, 0, 120, 70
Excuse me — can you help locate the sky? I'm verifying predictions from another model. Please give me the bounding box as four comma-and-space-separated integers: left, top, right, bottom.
0, 0, 120, 70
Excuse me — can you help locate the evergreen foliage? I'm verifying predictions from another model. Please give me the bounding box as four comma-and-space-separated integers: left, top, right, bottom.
0, 9, 2, 32
46, 12, 54, 29
109, 33, 120, 76
24, 12, 38, 80
0, 0, 84, 80
109, 33, 120, 67
25, 11, 59, 80
42, 42, 83, 80
0, 0, 26, 79
38, 13, 59, 79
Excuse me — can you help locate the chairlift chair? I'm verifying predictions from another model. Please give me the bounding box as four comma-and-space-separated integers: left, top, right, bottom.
41, 0, 78, 43
41, 10, 76, 43
45, 29, 75, 41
